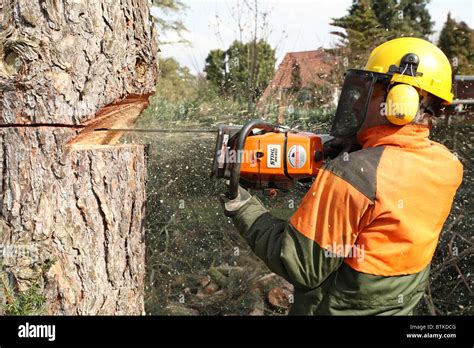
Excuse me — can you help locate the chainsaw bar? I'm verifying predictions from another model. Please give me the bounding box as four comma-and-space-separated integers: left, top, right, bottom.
94, 128, 216, 133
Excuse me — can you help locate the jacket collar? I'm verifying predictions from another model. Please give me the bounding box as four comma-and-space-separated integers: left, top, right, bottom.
357, 124, 431, 149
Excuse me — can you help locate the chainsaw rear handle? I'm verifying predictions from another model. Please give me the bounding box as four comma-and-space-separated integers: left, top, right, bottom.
228, 120, 283, 200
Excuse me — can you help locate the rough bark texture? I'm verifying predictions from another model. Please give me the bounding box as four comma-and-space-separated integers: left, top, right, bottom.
0, 128, 147, 315
0, 0, 158, 125
0, 0, 157, 315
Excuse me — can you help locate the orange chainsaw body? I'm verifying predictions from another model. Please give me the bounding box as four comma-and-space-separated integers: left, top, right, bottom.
212, 121, 331, 194
239, 131, 325, 190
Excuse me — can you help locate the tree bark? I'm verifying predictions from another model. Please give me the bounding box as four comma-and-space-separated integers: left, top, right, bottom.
0, 0, 157, 315
0, 0, 157, 124
0, 128, 147, 315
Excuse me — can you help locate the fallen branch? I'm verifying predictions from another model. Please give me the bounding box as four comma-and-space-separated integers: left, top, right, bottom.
208, 266, 230, 288
431, 246, 474, 281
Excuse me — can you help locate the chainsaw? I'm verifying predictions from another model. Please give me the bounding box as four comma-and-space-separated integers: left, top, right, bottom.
96, 119, 345, 200
210, 120, 335, 199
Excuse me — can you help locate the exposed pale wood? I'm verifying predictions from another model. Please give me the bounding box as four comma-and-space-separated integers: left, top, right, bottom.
68, 94, 151, 148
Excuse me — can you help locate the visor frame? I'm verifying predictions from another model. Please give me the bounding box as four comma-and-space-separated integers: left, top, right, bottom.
330, 69, 393, 138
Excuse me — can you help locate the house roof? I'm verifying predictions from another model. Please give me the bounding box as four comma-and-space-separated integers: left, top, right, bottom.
262, 49, 334, 98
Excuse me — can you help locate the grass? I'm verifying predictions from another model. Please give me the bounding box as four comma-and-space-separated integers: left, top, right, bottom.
0, 258, 54, 316
2, 281, 47, 316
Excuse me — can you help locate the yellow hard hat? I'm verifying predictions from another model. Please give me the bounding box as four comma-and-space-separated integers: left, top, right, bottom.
365, 37, 454, 105
331, 38, 453, 136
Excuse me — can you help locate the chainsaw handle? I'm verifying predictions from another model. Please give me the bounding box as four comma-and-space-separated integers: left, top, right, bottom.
228, 120, 281, 200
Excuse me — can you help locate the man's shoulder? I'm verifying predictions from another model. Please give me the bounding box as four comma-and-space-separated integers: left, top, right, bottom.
429, 139, 461, 160
428, 140, 464, 179
323, 147, 385, 202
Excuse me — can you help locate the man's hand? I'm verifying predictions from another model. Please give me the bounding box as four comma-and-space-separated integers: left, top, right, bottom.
219, 186, 252, 217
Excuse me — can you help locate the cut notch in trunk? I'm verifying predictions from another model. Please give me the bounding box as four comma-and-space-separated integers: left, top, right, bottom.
67, 94, 152, 149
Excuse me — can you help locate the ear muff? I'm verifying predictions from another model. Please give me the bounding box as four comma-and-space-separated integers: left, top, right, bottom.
385, 84, 420, 125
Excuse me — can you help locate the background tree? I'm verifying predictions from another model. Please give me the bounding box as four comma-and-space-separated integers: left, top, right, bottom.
151, 0, 188, 44
331, 0, 387, 67
207, 0, 277, 112
290, 60, 302, 93
204, 49, 227, 96
438, 13, 474, 75
331, 0, 434, 68
157, 57, 197, 102
371, 0, 433, 38
204, 40, 276, 104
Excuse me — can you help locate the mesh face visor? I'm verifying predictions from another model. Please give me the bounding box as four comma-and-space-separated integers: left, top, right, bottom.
330, 70, 392, 138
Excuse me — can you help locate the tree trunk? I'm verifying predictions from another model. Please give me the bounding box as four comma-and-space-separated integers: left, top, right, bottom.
0, 0, 158, 315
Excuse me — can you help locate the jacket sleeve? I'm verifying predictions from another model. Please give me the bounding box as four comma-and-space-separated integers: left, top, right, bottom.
232, 166, 373, 290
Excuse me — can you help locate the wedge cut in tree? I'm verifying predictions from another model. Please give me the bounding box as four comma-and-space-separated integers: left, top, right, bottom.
0, 0, 158, 315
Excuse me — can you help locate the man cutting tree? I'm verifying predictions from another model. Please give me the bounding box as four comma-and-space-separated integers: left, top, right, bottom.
221, 38, 464, 315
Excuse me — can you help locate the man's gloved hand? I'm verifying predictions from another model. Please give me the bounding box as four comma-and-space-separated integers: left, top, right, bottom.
219, 186, 252, 217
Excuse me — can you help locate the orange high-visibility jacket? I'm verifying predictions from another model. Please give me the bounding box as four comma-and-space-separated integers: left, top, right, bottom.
232, 124, 464, 315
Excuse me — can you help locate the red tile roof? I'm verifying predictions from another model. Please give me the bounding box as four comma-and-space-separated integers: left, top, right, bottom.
261, 48, 334, 100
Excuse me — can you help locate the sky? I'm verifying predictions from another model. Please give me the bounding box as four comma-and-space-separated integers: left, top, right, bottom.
151, 0, 474, 74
